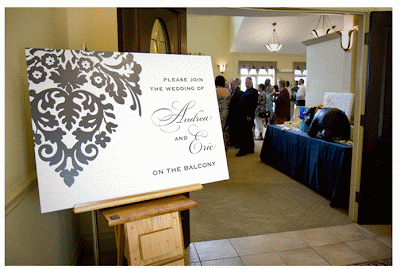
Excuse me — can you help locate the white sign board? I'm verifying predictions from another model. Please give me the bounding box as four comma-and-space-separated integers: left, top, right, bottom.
323, 92, 354, 120
25, 48, 229, 213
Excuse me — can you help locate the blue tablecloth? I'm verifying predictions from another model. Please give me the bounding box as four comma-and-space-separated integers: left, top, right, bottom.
260, 125, 352, 208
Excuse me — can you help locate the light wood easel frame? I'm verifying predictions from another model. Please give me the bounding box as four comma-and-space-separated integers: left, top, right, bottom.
73, 184, 202, 266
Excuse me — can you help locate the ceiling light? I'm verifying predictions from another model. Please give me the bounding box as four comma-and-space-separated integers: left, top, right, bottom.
312, 15, 336, 37
265, 23, 283, 53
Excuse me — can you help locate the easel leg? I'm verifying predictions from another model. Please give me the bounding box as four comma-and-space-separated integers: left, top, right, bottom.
91, 210, 100, 266
115, 224, 125, 265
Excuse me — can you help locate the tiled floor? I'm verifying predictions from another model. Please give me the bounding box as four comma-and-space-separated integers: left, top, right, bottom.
185, 224, 392, 266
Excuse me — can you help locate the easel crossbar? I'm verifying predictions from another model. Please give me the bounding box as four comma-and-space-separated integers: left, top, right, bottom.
100, 194, 197, 226
73, 183, 202, 214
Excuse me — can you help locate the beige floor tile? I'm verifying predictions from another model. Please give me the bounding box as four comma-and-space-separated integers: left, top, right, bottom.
346, 239, 392, 261
264, 231, 309, 251
193, 239, 238, 261
185, 243, 200, 264
327, 224, 375, 242
278, 247, 331, 266
377, 236, 392, 247
314, 242, 368, 265
229, 235, 275, 256
298, 227, 342, 246
240, 252, 287, 266
359, 224, 392, 238
201, 257, 244, 266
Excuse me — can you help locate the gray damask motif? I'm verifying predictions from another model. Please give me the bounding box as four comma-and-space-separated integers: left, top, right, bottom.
26, 49, 142, 187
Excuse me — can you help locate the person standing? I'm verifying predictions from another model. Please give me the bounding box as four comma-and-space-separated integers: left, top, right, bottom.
226, 79, 242, 147
254, 84, 267, 140
290, 80, 299, 119
265, 80, 275, 125
215, 75, 231, 150
273, 80, 290, 124
236, 77, 258, 157
296, 79, 306, 106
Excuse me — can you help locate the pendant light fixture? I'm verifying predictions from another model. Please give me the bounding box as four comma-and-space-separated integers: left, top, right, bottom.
312, 15, 336, 37
265, 23, 283, 53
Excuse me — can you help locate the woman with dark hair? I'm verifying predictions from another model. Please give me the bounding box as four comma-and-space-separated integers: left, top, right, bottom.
215, 75, 225, 87
215, 75, 231, 150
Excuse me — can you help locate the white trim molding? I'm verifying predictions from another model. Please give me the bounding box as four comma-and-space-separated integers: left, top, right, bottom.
302, 32, 340, 47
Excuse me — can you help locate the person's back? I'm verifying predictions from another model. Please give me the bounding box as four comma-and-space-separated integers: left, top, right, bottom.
240, 84, 258, 119
273, 80, 290, 123
296, 79, 306, 106
236, 77, 258, 156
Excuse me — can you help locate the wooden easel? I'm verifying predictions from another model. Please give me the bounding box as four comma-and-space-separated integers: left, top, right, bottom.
74, 184, 202, 266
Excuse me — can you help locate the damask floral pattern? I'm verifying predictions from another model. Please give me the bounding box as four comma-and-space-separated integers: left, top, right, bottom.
26, 48, 142, 187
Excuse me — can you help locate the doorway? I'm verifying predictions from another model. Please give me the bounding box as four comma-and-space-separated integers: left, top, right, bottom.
186, 8, 391, 241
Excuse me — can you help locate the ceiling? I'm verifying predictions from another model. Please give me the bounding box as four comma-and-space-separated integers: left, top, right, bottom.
187, 8, 348, 54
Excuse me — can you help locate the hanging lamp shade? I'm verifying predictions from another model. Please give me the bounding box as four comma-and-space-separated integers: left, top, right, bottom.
265, 23, 283, 52
312, 15, 336, 37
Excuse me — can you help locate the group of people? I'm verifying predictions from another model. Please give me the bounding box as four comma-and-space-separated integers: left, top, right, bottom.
215, 75, 306, 157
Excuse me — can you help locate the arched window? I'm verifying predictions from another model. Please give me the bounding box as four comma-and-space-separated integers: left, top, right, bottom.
150, 19, 170, 54
239, 62, 276, 89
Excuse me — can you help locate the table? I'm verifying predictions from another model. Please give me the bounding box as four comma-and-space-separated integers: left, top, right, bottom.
260, 125, 352, 208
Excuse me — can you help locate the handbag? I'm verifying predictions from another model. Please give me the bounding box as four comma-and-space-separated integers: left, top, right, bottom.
258, 111, 270, 118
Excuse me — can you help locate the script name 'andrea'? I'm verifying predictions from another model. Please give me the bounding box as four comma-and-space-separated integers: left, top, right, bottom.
163, 77, 203, 82
151, 100, 212, 133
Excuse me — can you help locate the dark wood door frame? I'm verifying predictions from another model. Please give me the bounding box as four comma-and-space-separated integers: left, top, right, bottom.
116, 8, 190, 248
358, 11, 392, 224
117, 8, 187, 54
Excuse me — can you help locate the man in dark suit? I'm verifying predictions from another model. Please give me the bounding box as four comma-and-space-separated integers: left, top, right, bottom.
236, 77, 259, 157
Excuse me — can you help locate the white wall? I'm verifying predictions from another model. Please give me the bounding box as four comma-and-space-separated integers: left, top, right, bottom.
304, 33, 353, 107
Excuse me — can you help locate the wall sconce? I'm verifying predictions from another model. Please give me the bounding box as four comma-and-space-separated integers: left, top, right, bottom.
339, 29, 355, 51
218, 64, 227, 73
